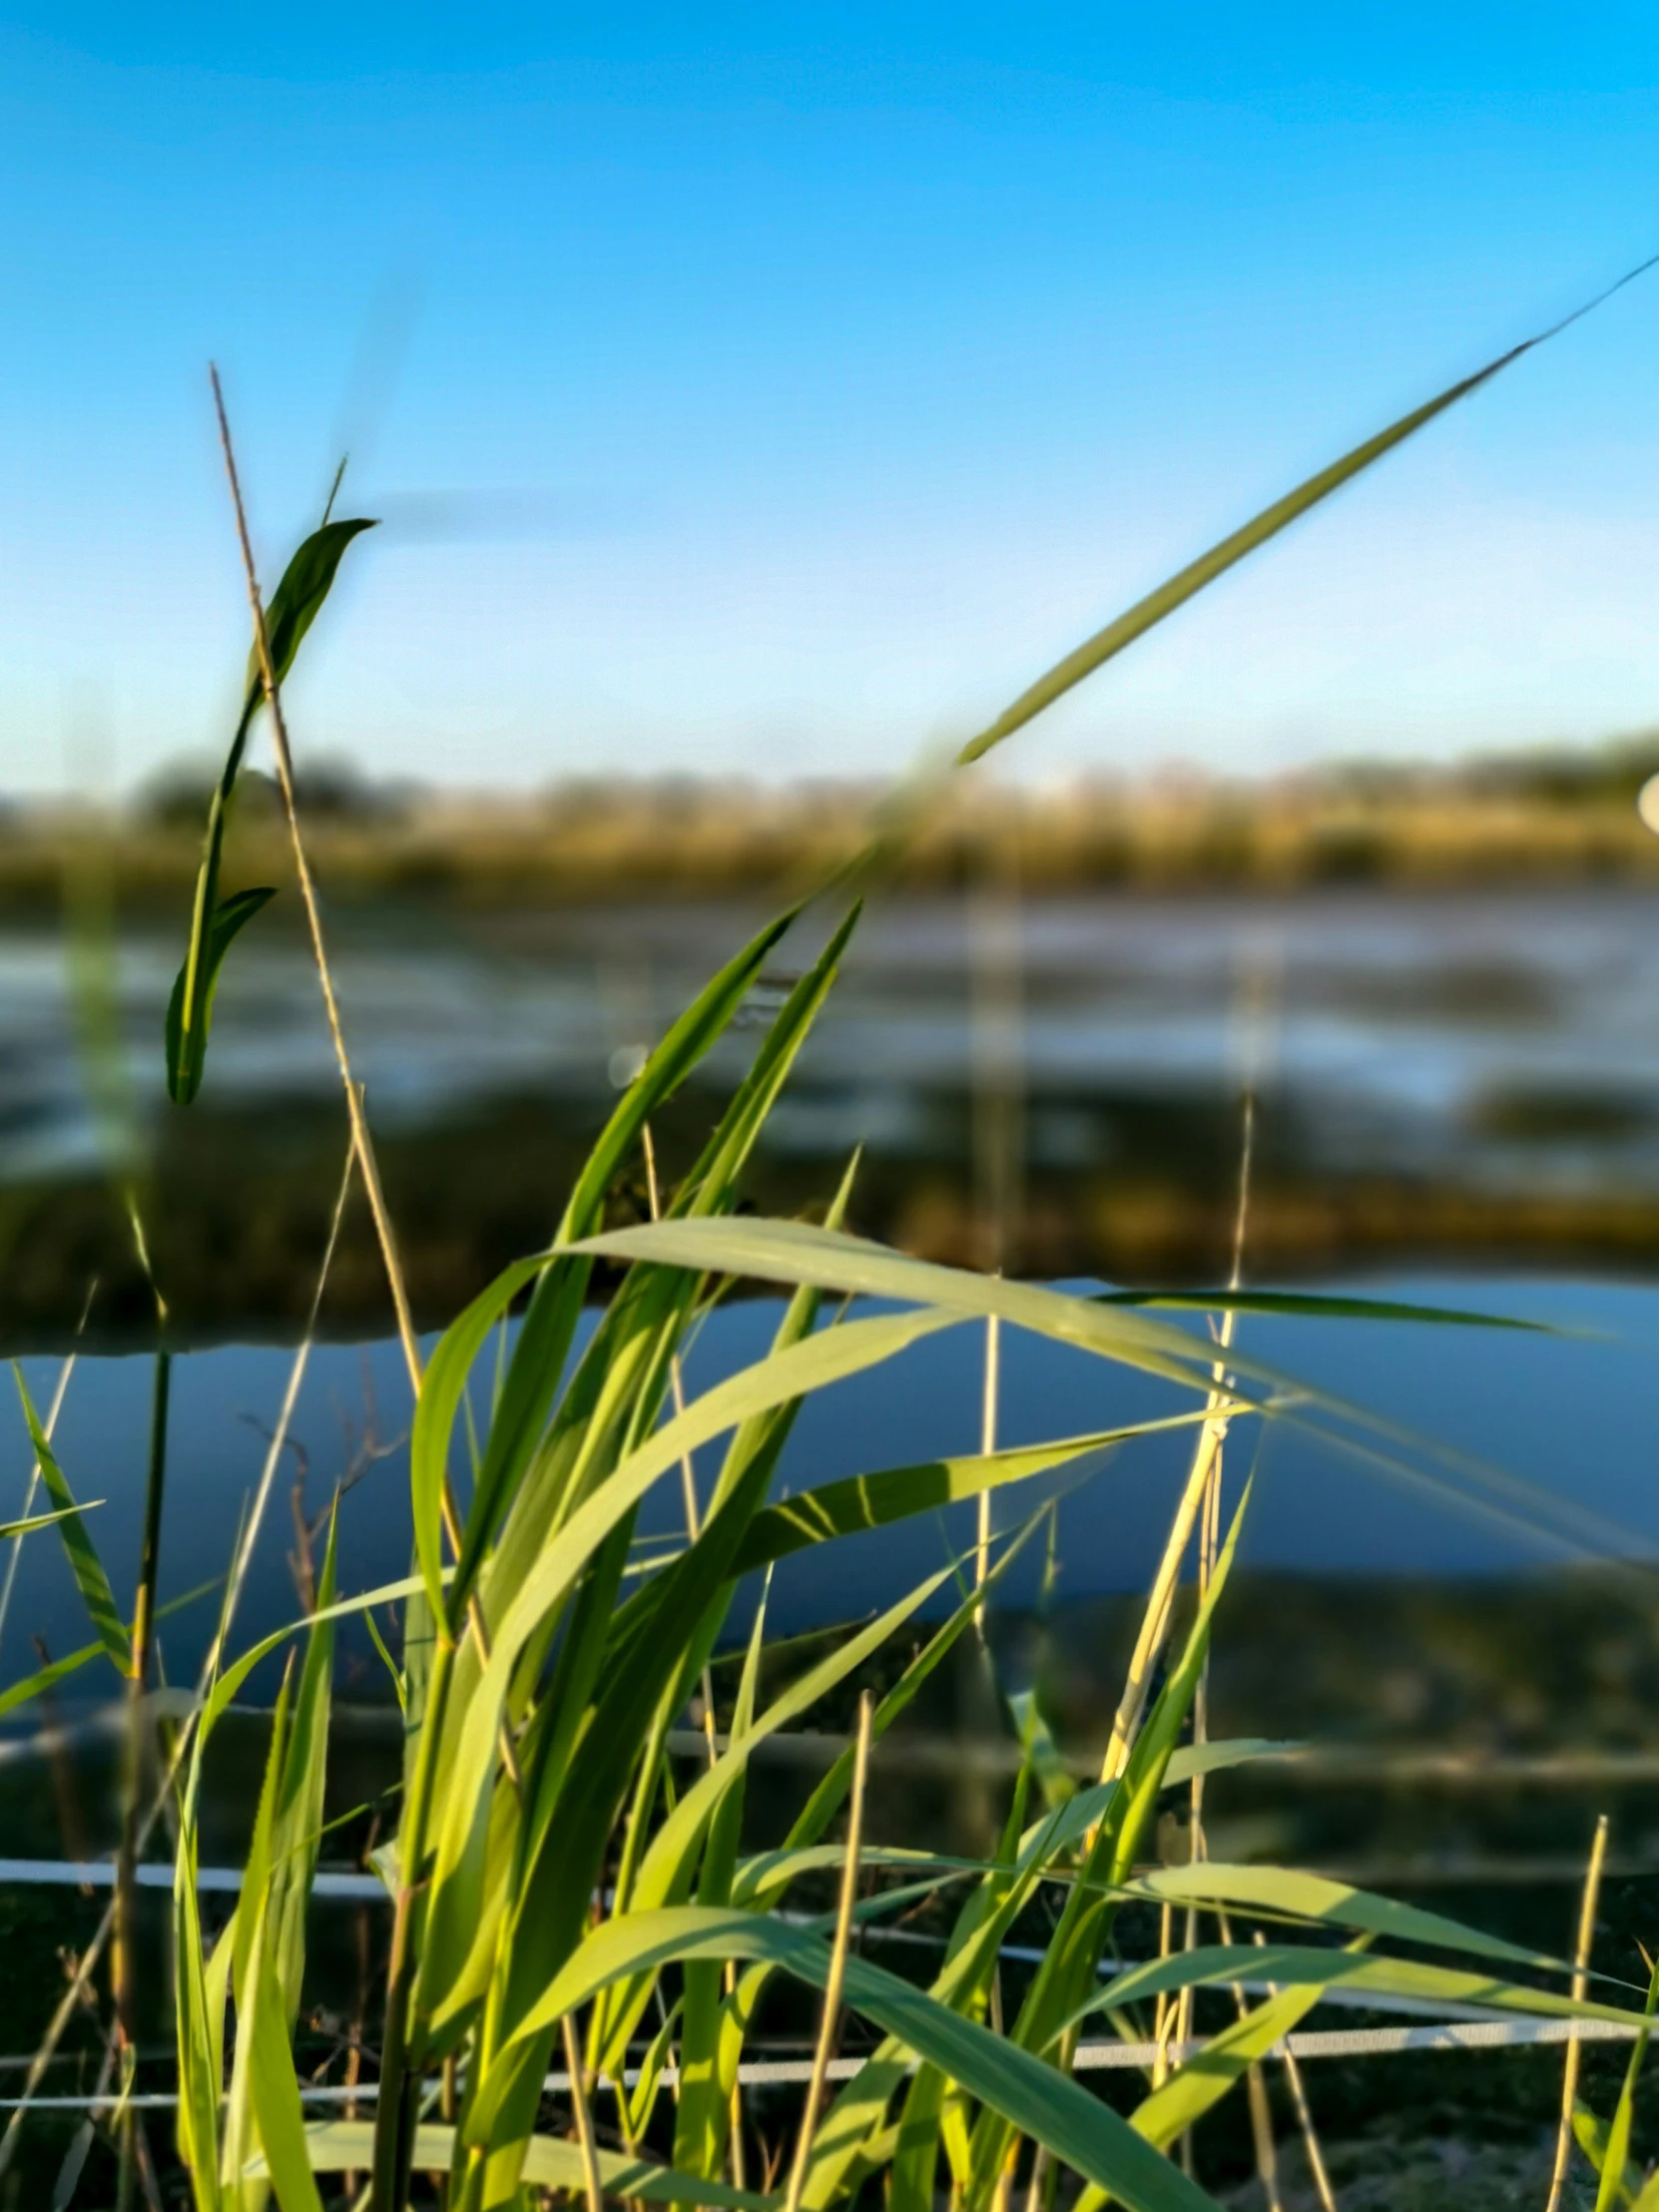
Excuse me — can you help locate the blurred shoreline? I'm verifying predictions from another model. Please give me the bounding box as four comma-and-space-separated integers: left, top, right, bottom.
0, 738, 1657, 1346
17, 729, 1659, 908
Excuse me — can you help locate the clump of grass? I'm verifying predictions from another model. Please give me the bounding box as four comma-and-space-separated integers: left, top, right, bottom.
12, 260, 1659, 2212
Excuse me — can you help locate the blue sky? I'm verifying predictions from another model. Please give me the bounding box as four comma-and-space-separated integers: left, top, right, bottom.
6, 7, 1659, 794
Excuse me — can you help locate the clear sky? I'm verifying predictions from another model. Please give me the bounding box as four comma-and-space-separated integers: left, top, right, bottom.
6, 4, 1659, 795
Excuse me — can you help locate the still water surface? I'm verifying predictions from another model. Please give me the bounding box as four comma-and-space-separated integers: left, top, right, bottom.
3, 1272, 1654, 1702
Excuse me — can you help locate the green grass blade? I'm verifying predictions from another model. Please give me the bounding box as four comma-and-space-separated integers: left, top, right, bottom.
475, 1905, 1221, 2212
166, 884, 277, 1104
167, 516, 375, 1105
0, 1504, 104, 1542
675, 1584, 771, 2181
770, 1503, 1051, 1876
1074, 1943, 1651, 2036
1592, 1949, 1659, 2212
173, 1750, 222, 2210
279, 2120, 780, 2205
1096, 1288, 1550, 1330
729, 1414, 1208, 1577
244, 1887, 326, 2212
567, 1219, 1252, 1396
14, 1368, 128, 1671
626, 1564, 955, 1924
248, 517, 377, 709
1574, 2106, 1643, 2211
1099, 1978, 1337, 2195
1113, 1865, 1571, 1974
952, 259, 1659, 770
0, 1636, 103, 1719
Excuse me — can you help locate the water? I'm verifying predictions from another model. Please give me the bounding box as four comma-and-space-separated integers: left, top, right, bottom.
13, 888, 1659, 1196
2, 1271, 1655, 1707
2, 889, 1659, 1721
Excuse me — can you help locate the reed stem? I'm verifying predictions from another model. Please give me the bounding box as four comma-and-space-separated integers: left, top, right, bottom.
210, 367, 422, 1398
784, 1690, 871, 2212
1545, 1813, 1609, 2212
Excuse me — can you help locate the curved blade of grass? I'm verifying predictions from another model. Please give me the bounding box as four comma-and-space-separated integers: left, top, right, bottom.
1574, 2106, 1644, 2212
0, 1504, 104, 1542
569, 1219, 1625, 1570
624, 1564, 955, 1924
0, 1636, 103, 1717
267, 1514, 337, 2025
14, 1368, 128, 1670
245, 517, 378, 708
729, 1413, 1210, 1577
1097, 1288, 1551, 1331
732, 1743, 1294, 1912
566, 1220, 1257, 1397
1112, 1865, 1573, 1974
1589, 1948, 1659, 2212
168, 516, 375, 1105
165, 885, 276, 1104
954, 253, 1659, 769
1071, 1943, 1651, 2036
274, 2121, 779, 2205
675, 1583, 771, 2183
474, 1905, 1220, 2212
771, 1501, 1052, 1874
1073, 1971, 1353, 2212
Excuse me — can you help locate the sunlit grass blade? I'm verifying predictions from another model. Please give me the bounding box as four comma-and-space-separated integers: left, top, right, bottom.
1112, 1865, 1574, 1974
1087, 1965, 1361, 2201
1071, 1943, 1651, 2037
1097, 1287, 1552, 1330
954, 255, 1659, 771
279, 2120, 781, 2205
0, 1635, 103, 1718
674, 1583, 770, 2184
472, 1905, 1220, 2212
565, 1218, 1261, 1396
14, 1367, 128, 1670
1587, 1947, 1659, 2212
1573, 2105, 1643, 2211
729, 1414, 1209, 1576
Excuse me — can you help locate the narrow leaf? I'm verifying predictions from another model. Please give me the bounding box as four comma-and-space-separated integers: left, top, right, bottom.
14, 1368, 128, 1671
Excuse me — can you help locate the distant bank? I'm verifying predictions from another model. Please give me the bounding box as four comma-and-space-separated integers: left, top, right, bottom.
12, 732, 1659, 911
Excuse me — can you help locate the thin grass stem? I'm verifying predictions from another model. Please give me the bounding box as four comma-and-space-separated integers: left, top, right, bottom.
208, 367, 422, 1398
1546, 1814, 1610, 2212
561, 2013, 605, 2212
975, 1313, 999, 1621
784, 1690, 872, 2212
1252, 1929, 1339, 2212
